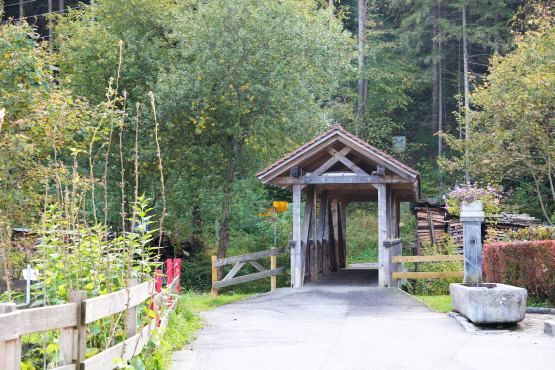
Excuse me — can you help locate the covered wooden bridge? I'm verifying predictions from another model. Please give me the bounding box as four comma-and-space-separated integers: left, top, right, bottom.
257, 125, 420, 288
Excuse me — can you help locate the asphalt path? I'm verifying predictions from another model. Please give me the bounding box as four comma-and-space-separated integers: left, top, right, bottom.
172, 269, 555, 370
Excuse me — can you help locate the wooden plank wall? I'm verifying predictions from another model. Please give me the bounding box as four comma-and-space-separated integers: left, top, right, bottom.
300, 189, 347, 283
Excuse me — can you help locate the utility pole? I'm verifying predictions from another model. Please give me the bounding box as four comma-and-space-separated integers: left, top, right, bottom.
462, 5, 470, 183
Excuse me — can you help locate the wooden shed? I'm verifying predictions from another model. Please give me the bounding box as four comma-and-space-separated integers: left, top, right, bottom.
257, 125, 420, 288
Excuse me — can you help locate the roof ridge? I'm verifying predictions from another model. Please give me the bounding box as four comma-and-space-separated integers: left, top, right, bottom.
256, 125, 419, 179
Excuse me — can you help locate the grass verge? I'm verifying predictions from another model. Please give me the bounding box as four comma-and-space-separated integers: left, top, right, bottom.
136, 291, 252, 369
415, 295, 452, 313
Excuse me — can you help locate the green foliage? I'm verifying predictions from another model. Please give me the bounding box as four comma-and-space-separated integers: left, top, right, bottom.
441, 21, 555, 222
506, 225, 555, 241
346, 206, 379, 264
33, 197, 156, 305
181, 254, 212, 292
404, 238, 463, 296
415, 295, 452, 313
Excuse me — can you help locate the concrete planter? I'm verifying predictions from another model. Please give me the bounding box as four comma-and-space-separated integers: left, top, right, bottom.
450, 283, 527, 324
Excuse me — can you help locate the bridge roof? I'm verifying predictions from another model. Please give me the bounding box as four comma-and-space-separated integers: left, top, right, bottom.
257, 125, 420, 201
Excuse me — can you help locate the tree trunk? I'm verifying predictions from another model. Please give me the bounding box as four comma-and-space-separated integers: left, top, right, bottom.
463, 5, 471, 183
431, 1, 439, 134
356, 0, 367, 135
438, 2, 443, 157
217, 139, 241, 278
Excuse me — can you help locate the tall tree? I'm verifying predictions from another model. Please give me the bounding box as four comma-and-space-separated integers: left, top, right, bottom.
156, 0, 353, 263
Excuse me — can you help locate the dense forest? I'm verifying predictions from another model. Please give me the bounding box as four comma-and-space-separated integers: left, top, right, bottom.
1, 0, 554, 276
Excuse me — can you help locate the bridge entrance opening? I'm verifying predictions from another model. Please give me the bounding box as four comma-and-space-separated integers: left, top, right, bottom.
257, 125, 420, 288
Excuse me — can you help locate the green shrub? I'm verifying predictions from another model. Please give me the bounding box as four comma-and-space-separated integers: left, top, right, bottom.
404, 238, 463, 295
181, 253, 212, 292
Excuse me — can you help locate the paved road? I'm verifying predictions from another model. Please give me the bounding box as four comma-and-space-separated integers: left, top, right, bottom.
172, 270, 555, 370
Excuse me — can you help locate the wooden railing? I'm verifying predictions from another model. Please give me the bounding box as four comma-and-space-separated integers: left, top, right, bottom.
211, 248, 286, 297
391, 254, 464, 280
0, 258, 181, 370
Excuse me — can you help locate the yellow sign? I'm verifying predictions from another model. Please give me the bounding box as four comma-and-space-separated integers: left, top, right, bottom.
272, 201, 288, 213
258, 201, 288, 217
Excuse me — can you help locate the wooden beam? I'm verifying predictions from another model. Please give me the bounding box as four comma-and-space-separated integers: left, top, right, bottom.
376, 184, 387, 287
340, 201, 347, 268
309, 188, 318, 282
328, 200, 338, 272
273, 174, 407, 186
301, 186, 315, 283
332, 151, 368, 176
292, 184, 302, 288
330, 199, 341, 271
214, 248, 285, 267
222, 262, 246, 281
392, 271, 464, 279
316, 191, 327, 276
312, 147, 352, 177
321, 194, 331, 274
213, 267, 286, 289
392, 255, 464, 263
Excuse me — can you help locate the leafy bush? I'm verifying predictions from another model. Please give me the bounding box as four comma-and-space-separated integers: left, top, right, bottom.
505, 226, 555, 241
181, 253, 212, 292
405, 238, 463, 295
483, 240, 555, 304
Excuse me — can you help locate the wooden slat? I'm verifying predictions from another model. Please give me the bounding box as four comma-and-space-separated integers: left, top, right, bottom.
392, 255, 464, 263
0, 303, 78, 341
214, 248, 286, 268
222, 262, 246, 281
83, 281, 153, 324
392, 271, 464, 279
213, 267, 285, 289
249, 260, 266, 273
81, 323, 154, 370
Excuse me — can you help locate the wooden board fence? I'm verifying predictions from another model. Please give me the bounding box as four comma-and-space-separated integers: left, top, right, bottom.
391, 253, 463, 280
211, 248, 286, 297
0, 258, 182, 370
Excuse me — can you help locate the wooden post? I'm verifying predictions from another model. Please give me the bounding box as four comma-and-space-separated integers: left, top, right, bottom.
328, 200, 338, 272
211, 256, 218, 298
174, 258, 181, 293
338, 201, 347, 268
301, 186, 315, 283
292, 184, 302, 288
270, 249, 277, 291
165, 259, 174, 305
154, 270, 162, 326
376, 184, 387, 287
125, 278, 138, 338
309, 188, 318, 282
69, 290, 87, 367
0, 303, 19, 370
317, 191, 328, 276
330, 199, 341, 270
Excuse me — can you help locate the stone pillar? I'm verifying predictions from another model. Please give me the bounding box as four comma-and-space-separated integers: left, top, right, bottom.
461, 201, 484, 285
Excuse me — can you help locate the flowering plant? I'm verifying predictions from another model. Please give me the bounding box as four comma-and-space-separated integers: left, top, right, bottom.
443, 184, 502, 216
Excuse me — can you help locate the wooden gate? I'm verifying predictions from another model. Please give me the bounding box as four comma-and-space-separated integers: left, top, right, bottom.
211, 248, 286, 297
